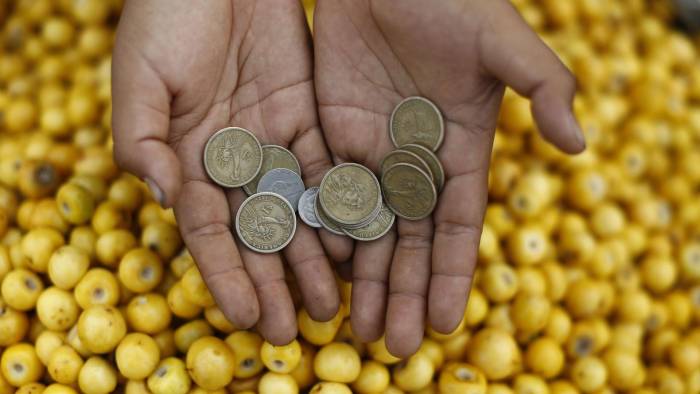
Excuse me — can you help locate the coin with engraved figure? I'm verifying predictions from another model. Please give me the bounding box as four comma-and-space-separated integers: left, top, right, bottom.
319, 163, 381, 226
257, 168, 305, 211
342, 203, 395, 241
235, 192, 296, 253
243, 145, 301, 195
382, 163, 437, 220
298, 187, 322, 228
401, 143, 445, 191
390, 96, 444, 151
204, 127, 263, 188
380, 149, 433, 182
314, 194, 345, 236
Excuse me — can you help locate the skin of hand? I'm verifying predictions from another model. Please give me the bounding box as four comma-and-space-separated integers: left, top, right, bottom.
111, 0, 354, 345
314, 0, 585, 358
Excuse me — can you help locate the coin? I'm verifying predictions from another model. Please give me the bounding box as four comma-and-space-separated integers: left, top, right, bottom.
380, 149, 433, 182
319, 163, 382, 226
256, 168, 306, 211
314, 193, 345, 236
243, 145, 301, 196
342, 203, 395, 241
235, 192, 296, 253
298, 187, 322, 228
401, 143, 445, 192
382, 163, 437, 220
390, 96, 444, 151
203, 127, 263, 188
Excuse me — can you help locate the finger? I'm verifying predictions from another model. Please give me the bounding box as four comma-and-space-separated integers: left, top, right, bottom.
111, 17, 181, 208
283, 223, 340, 322
385, 219, 432, 358
174, 180, 259, 329
428, 124, 492, 334
228, 190, 298, 345
479, 0, 585, 154
336, 259, 353, 282
351, 228, 396, 342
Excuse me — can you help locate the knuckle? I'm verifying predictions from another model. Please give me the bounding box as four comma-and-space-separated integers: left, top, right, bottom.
184, 221, 231, 242
435, 220, 481, 238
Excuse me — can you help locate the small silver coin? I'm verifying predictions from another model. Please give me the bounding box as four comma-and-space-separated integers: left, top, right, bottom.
298, 187, 322, 228
314, 193, 345, 236
257, 168, 306, 211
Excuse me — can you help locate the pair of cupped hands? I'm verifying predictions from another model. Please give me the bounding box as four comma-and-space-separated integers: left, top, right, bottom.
111, 0, 585, 358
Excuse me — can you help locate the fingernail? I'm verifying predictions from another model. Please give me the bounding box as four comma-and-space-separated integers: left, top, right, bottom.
144, 177, 165, 207
569, 113, 586, 150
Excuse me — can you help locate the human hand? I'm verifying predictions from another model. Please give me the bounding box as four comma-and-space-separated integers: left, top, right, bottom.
314, 0, 585, 357
112, 0, 349, 344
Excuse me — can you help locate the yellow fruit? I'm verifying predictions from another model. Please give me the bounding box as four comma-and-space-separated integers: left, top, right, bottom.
570, 356, 607, 393
392, 352, 435, 392
148, 357, 192, 394
438, 363, 487, 394
126, 293, 172, 334
47, 245, 89, 289
669, 338, 700, 375
258, 372, 299, 394
42, 384, 77, 394
309, 382, 352, 394
77, 305, 127, 353
525, 337, 564, 378
47, 345, 83, 384
602, 348, 645, 390
225, 331, 264, 379
116, 333, 161, 380
417, 338, 445, 370
290, 340, 317, 389
36, 286, 79, 330
74, 268, 121, 308
511, 293, 551, 334
174, 319, 213, 354
21, 227, 64, 272
314, 342, 361, 383
78, 356, 117, 394
298, 308, 344, 346
154, 329, 177, 358
186, 336, 235, 390
0, 300, 29, 346
466, 328, 521, 380
507, 225, 549, 266
1, 268, 44, 311
352, 360, 390, 394
480, 263, 519, 303
261, 339, 302, 374
118, 247, 163, 293
0, 343, 44, 387
56, 183, 95, 225
180, 266, 215, 307
204, 306, 236, 333
141, 220, 181, 261
168, 281, 203, 318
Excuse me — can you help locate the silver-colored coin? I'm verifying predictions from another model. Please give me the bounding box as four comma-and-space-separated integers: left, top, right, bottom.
314, 193, 345, 236
298, 187, 322, 228
203, 127, 263, 188
257, 168, 306, 211
318, 163, 382, 226
243, 145, 301, 196
390, 96, 444, 151
235, 192, 296, 253
401, 143, 445, 192
342, 203, 395, 241
382, 163, 437, 220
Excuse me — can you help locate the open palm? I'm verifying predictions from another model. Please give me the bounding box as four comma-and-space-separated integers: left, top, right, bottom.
112, 0, 346, 344
315, 0, 585, 357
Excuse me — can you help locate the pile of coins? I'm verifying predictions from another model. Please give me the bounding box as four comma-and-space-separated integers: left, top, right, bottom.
203, 96, 445, 253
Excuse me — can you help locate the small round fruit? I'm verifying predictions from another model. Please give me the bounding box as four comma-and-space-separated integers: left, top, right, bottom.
438, 363, 487, 394
174, 319, 213, 354
186, 336, 236, 390
0, 302, 29, 346
36, 286, 79, 331
167, 281, 202, 318
392, 352, 435, 392
258, 372, 299, 394
126, 293, 171, 334
47, 245, 89, 289
352, 360, 390, 394
298, 308, 344, 346
225, 331, 264, 379
56, 183, 95, 225
147, 357, 192, 394
47, 345, 83, 384
525, 337, 564, 378
116, 333, 161, 380
0, 343, 44, 386
77, 305, 127, 353
570, 356, 608, 393
314, 342, 361, 383
309, 382, 352, 394
78, 356, 118, 394
73, 268, 121, 309
261, 339, 302, 374
1, 268, 44, 311
466, 328, 522, 380
118, 248, 163, 293
180, 266, 215, 307
513, 374, 549, 394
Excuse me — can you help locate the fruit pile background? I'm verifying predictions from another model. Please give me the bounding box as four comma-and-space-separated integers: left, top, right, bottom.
1, 0, 700, 393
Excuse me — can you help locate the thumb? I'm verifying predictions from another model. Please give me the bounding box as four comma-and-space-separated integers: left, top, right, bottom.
111, 32, 181, 207
479, 0, 585, 154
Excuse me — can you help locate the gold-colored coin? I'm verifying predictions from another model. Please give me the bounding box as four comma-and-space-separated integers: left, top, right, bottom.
401, 143, 445, 192
380, 149, 433, 183
203, 127, 263, 188
382, 163, 437, 221
390, 96, 444, 151
319, 163, 381, 226
314, 193, 345, 236
342, 203, 395, 241
235, 192, 296, 253
242, 145, 301, 196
